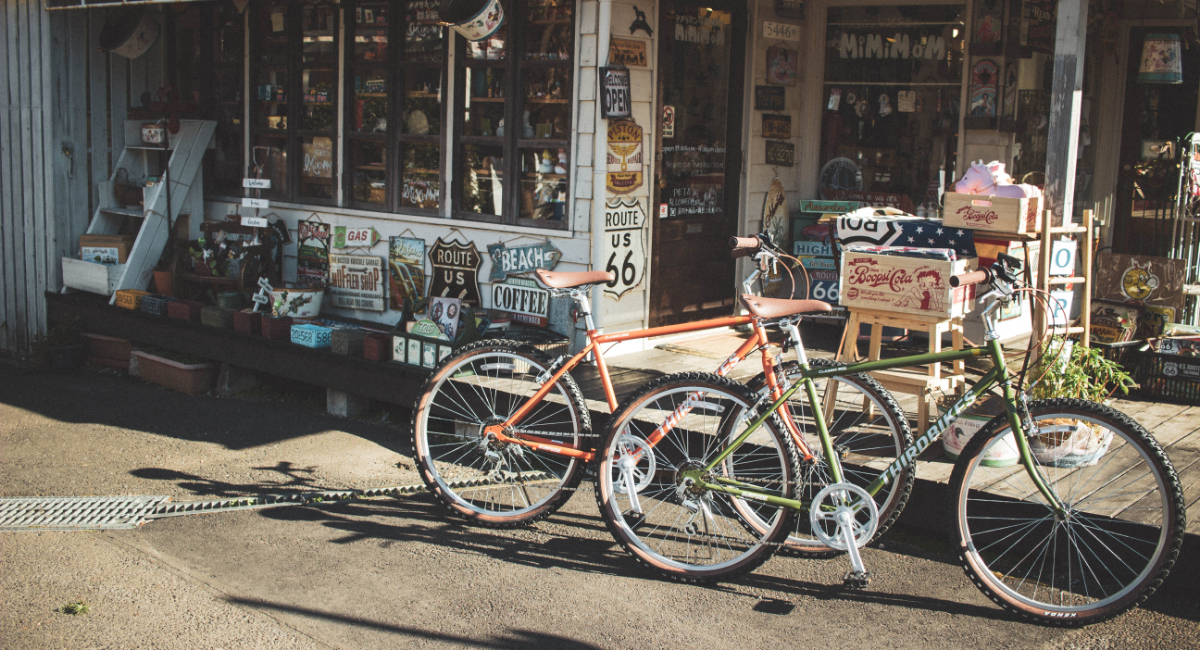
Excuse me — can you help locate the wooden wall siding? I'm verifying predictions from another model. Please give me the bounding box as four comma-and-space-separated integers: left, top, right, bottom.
0, 1, 163, 353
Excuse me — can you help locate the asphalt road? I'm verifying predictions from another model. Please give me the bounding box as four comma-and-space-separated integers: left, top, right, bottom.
2, 362, 1197, 649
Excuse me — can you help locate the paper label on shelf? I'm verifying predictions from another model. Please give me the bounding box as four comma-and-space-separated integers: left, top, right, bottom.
243, 178, 271, 189
242, 198, 270, 209
241, 216, 269, 228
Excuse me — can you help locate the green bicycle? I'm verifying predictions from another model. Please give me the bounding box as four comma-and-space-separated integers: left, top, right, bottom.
594, 248, 1185, 626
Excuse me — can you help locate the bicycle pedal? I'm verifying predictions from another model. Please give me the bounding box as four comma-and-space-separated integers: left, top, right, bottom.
622, 510, 647, 531
842, 571, 871, 590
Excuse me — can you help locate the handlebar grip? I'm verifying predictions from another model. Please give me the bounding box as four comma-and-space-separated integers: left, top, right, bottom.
949, 269, 991, 288
729, 236, 762, 259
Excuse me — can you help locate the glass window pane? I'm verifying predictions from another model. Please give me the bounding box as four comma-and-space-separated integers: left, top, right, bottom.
465, 23, 507, 61
520, 147, 568, 221
251, 137, 289, 197
524, 0, 573, 60
350, 139, 388, 205
401, 144, 441, 209
523, 67, 571, 139
301, 4, 338, 66
403, 71, 441, 135
405, 0, 444, 63
460, 144, 504, 216
299, 136, 336, 200
300, 69, 338, 130
464, 66, 505, 136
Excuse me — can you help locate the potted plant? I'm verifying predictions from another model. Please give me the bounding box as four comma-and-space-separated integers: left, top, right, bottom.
1025, 337, 1137, 467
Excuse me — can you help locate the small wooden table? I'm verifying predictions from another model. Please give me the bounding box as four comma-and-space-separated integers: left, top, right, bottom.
837, 307, 966, 432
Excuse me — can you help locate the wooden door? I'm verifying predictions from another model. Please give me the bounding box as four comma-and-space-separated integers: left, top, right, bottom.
649, 1, 746, 327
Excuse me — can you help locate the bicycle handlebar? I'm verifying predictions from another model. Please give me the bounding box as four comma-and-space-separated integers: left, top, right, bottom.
729, 236, 762, 258
949, 268, 991, 288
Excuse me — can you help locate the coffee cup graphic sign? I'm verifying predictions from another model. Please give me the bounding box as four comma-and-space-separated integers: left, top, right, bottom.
428, 237, 483, 307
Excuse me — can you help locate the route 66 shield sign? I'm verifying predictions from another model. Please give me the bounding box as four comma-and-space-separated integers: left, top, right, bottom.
602, 198, 647, 299
428, 237, 483, 307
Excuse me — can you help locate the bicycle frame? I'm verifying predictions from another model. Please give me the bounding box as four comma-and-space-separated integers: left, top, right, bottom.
686, 328, 1066, 515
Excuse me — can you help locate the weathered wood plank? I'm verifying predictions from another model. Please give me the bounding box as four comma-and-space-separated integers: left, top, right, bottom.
88, 12, 110, 211
29, 0, 50, 347
15, 0, 36, 350
108, 24, 129, 169
58, 8, 91, 277
0, 0, 16, 349
1042, 0, 1087, 226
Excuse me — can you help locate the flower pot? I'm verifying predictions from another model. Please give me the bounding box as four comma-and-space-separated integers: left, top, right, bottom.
153, 270, 174, 296
269, 285, 324, 320
132, 351, 217, 395
261, 316, 293, 340
233, 309, 262, 335
167, 299, 204, 322
1030, 420, 1114, 468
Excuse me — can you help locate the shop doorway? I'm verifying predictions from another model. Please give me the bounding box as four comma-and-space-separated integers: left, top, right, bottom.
1112, 27, 1199, 257
649, 1, 746, 327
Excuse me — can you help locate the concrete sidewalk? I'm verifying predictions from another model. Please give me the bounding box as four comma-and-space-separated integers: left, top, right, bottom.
1, 356, 1198, 649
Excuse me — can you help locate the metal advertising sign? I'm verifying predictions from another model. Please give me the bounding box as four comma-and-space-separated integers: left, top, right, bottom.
328, 254, 387, 311
765, 140, 795, 166
600, 66, 632, 119
428, 237, 483, 306
609, 38, 648, 66
606, 120, 644, 195
332, 226, 381, 249
602, 198, 648, 299
492, 277, 550, 327
761, 114, 791, 139
487, 239, 562, 282
296, 220, 330, 285
799, 199, 860, 214
754, 85, 785, 111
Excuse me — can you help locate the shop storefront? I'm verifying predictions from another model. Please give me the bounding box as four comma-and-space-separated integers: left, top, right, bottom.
3, 0, 1199, 357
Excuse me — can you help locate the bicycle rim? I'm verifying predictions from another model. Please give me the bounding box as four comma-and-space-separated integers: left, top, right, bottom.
951, 398, 1184, 625
413, 343, 585, 525
596, 373, 793, 582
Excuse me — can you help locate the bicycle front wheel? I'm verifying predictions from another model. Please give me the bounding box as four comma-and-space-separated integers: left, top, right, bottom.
949, 398, 1185, 626
595, 372, 795, 584
748, 359, 913, 556
410, 339, 590, 527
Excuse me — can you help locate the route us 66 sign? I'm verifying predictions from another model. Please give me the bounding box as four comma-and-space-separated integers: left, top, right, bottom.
602, 198, 647, 299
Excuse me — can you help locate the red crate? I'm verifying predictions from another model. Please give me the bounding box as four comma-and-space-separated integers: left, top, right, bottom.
167, 299, 203, 322
233, 309, 262, 335
363, 333, 392, 362
261, 315, 293, 340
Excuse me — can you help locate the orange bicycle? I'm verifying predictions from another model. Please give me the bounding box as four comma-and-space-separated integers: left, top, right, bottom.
410, 236, 916, 543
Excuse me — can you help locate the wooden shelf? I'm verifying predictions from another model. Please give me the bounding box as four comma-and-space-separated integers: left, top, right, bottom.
470, 96, 505, 102
355, 92, 387, 98
525, 98, 568, 104
523, 173, 566, 179
528, 19, 573, 25
407, 91, 439, 98
355, 165, 386, 171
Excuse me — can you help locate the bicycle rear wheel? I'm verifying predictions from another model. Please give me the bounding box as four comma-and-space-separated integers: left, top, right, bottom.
748, 359, 913, 556
949, 398, 1184, 626
410, 339, 589, 527
594, 372, 795, 584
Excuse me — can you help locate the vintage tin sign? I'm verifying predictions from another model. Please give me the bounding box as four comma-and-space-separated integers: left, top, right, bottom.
765, 140, 794, 166
297, 220, 330, 285
606, 120, 644, 195
428, 237, 483, 306
328, 255, 387, 311
332, 226, 381, 249
799, 199, 860, 214
492, 277, 550, 326
487, 239, 562, 282
761, 114, 791, 139
754, 85, 785, 111
609, 38, 648, 66
602, 198, 648, 299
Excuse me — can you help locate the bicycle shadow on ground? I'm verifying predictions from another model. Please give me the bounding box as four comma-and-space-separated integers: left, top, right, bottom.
224, 597, 606, 650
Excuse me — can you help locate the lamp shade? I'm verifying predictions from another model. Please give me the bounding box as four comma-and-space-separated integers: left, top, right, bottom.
1138, 33, 1183, 84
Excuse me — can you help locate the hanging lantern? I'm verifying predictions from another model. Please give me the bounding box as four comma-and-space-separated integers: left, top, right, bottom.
438, 0, 505, 42
1138, 33, 1183, 84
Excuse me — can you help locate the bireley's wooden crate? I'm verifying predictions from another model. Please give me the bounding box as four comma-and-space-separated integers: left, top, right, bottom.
840, 249, 977, 319
943, 192, 1043, 238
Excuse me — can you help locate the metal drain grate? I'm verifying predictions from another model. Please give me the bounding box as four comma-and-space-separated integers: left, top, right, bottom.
0, 496, 169, 531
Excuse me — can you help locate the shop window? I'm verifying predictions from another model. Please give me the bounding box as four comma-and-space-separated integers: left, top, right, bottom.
454, 0, 574, 228
818, 5, 965, 212
249, 1, 339, 205
345, 0, 446, 212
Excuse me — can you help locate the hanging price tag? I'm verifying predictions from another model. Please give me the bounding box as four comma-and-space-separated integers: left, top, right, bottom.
242, 197, 270, 209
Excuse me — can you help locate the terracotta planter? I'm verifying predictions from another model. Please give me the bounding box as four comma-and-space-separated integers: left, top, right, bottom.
363, 333, 392, 362
152, 270, 174, 297
233, 309, 262, 335
132, 351, 217, 395
261, 316, 293, 340
167, 299, 203, 322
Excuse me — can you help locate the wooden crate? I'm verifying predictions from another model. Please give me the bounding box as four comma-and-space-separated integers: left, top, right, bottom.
233, 309, 262, 335
840, 250, 976, 319
62, 258, 124, 295
393, 333, 453, 370
291, 323, 333, 348
363, 333, 392, 362
261, 316, 293, 340
114, 289, 151, 310
167, 299, 204, 322
943, 193, 1043, 238
141, 294, 176, 316
331, 329, 367, 356
200, 306, 237, 328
